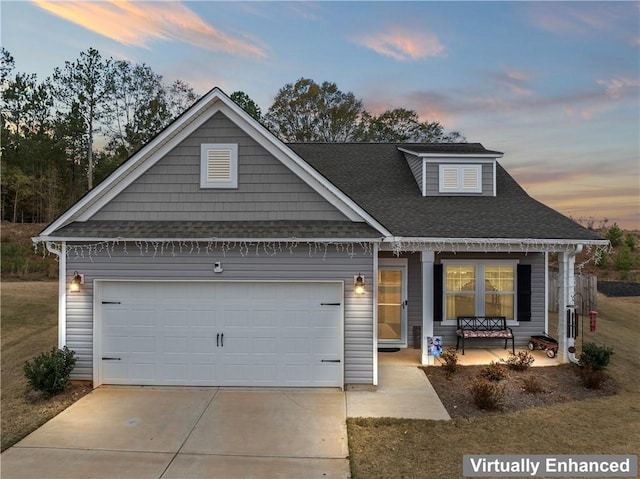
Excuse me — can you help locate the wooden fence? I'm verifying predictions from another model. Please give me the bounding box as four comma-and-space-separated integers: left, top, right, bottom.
548, 272, 598, 313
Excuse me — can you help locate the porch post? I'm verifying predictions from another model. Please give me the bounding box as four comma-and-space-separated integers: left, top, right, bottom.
421, 251, 435, 365
557, 249, 577, 363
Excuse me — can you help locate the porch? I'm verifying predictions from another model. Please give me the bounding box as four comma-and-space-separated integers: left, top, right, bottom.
378, 347, 561, 367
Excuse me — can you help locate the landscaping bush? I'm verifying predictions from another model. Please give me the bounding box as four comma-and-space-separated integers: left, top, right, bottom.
521, 376, 544, 394
470, 378, 504, 410
23, 346, 76, 399
578, 368, 609, 390
580, 342, 614, 372
440, 348, 459, 375
502, 351, 535, 371
479, 361, 507, 381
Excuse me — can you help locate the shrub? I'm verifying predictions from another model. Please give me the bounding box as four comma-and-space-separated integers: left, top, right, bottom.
625, 234, 636, 251
502, 351, 535, 371
470, 378, 504, 410
479, 361, 507, 381
440, 348, 459, 375
606, 223, 623, 247
580, 342, 614, 372
521, 376, 544, 394
614, 245, 634, 275
578, 368, 608, 389
23, 346, 76, 399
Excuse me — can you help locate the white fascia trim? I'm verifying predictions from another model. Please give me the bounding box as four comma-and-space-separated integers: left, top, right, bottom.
33, 236, 384, 244
397, 148, 503, 159
382, 237, 609, 252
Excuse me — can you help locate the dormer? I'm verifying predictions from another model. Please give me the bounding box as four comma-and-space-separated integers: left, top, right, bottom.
399, 143, 503, 197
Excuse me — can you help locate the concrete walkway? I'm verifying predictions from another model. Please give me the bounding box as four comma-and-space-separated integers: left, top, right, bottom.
1, 387, 350, 479
345, 349, 450, 420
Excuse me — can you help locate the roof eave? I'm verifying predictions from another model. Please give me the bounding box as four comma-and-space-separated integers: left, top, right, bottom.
397, 147, 504, 159
32, 236, 384, 244
382, 236, 609, 252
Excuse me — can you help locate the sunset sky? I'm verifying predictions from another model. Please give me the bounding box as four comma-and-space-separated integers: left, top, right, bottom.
2, 1, 639, 230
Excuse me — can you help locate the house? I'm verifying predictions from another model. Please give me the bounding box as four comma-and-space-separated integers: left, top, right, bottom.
33, 88, 608, 389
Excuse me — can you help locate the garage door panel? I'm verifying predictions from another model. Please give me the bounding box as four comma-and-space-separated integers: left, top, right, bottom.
99, 282, 342, 387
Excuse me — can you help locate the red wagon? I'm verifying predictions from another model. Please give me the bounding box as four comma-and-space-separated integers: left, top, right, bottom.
528, 334, 559, 358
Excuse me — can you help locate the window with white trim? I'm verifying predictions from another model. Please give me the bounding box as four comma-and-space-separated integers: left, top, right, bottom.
200, 143, 238, 188
439, 164, 482, 193
443, 261, 516, 321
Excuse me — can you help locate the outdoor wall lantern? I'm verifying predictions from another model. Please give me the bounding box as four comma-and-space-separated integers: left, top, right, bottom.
69, 271, 84, 292
354, 274, 365, 295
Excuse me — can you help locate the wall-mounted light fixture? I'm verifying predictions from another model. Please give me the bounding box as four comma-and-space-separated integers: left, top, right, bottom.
354, 274, 365, 295
69, 271, 84, 292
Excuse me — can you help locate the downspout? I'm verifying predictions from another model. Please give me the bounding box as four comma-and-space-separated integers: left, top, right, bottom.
566, 244, 583, 365
44, 241, 67, 349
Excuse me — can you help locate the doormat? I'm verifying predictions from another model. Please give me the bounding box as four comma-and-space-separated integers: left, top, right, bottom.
378, 348, 400, 353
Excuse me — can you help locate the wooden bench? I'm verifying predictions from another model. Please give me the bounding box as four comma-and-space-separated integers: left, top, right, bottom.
456, 316, 514, 355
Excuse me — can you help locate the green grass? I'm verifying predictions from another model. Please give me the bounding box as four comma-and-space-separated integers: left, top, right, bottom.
0, 282, 90, 452
348, 294, 640, 478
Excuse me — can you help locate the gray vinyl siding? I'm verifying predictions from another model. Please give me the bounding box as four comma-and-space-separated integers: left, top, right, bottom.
91, 112, 348, 222
425, 162, 494, 196
403, 153, 424, 195
65, 242, 375, 385
433, 252, 546, 348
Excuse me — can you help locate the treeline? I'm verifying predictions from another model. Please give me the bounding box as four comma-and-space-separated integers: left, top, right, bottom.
1, 47, 463, 224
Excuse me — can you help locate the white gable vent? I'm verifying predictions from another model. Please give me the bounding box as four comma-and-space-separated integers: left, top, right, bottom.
439, 164, 482, 193
200, 143, 238, 189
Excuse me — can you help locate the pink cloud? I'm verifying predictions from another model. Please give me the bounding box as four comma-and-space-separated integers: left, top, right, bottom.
33, 0, 268, 58
597, 77, 640, 99
352, 28, 444, 61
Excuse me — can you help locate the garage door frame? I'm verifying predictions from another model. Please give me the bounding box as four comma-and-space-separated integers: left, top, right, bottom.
93, 279, 345, 388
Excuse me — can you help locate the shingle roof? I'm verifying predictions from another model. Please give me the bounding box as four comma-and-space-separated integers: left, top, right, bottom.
288, 143, 603, 241
50, 220, 381, 240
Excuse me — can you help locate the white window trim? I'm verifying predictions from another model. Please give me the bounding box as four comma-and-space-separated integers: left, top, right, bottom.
440, 259, 519, 326
438, 164, 482, 193
200, 143, 238, 189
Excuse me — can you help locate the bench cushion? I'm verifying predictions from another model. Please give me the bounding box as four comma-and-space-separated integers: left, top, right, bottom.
457, 329, 513, 339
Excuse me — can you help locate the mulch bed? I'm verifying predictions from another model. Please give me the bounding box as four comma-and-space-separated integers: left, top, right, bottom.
597, 281, 640, 297
422, 363, 618, 418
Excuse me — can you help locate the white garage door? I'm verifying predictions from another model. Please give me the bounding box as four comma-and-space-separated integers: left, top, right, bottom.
97, 281, 343, 387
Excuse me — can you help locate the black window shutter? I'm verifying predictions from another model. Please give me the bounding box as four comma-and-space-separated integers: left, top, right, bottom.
517, 264, 532, 321
433, 264, 443, 321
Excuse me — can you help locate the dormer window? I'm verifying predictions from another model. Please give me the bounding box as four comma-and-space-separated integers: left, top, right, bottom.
438, 164, 482, 193
200, 143, 238, 189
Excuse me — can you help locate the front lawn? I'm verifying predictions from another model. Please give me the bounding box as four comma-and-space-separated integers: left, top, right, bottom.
348, 294, 640, 478
1, 282, 91, 452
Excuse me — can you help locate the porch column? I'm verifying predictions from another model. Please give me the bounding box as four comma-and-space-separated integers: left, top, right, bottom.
557, 248, 578, 363
421, 251, 435, 365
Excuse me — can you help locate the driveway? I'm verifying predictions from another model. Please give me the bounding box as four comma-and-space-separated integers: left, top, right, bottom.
1, 387, 350, 479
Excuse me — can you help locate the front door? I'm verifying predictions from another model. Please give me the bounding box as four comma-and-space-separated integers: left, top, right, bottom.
377, 258, 408, 347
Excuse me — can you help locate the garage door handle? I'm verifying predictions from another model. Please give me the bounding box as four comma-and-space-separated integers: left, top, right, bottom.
217, 333, 219, 347
321, 359, 341, 363
321, 302, 341, 306
221, 333, 224, 347
102, 357, 121, 360
102, 301, 121, 304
